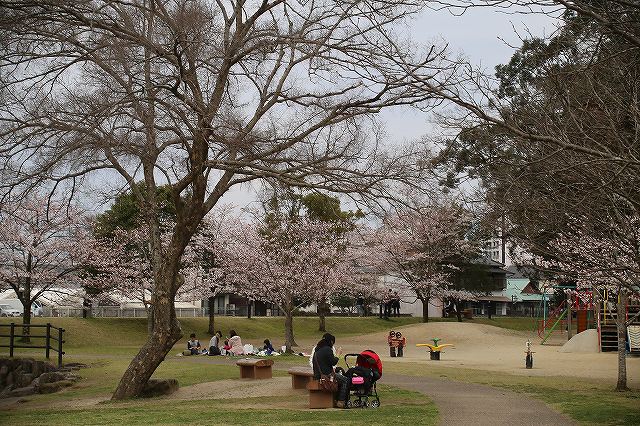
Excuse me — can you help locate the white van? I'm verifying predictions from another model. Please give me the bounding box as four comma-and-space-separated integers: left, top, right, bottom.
0, 299, 43, 317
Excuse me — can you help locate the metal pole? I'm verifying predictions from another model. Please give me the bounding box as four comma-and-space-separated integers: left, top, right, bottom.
45, 323, 51, 359
58, 328, 64, 368
543, 292, 547, 333
9, 322, 15, 357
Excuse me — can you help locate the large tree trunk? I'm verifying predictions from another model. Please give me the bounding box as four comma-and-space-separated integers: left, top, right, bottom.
112, 275, 182, 399
21, 299, 32, 343
20, 255, 32, 342
284, 310, 297, 352
318, 300, 328, 332
82, 297, 92, 319
421, 297, 430, 323
615, 293, 628, 391
146, 305, 154, 335
207, 296, 215, 335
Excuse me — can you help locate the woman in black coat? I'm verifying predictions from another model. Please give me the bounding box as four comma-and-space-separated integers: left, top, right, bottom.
311, 333, 349, 408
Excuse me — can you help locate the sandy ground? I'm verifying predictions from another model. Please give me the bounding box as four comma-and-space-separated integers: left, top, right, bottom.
163, 376, 301, 404
322, 322, 640, 387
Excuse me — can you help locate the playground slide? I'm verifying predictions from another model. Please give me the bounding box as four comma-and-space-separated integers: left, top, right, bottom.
628, 325, 640, 353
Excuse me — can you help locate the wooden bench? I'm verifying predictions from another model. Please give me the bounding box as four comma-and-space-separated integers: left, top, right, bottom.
287, 367, 314, 389
306, 379, 336, 408
236, 358, 274, 379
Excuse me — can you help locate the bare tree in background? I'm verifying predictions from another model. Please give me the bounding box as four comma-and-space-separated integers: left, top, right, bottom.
0, 1, 458, 398
435, 0, 640, 391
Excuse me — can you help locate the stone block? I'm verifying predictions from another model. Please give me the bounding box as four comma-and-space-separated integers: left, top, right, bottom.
38, 371, 67, 384
31, 361, 43, 378
9, 385, 36, 397
140, 378, 179, 398
0, 365, 8, 384
21, 359, 35, 374
18, 373, 34, 388
38, 380, 73, 394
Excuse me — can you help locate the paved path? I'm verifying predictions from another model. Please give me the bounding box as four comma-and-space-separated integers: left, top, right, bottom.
383, 373, 576, 426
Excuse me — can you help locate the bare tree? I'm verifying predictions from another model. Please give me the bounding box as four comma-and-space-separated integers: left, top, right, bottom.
435, 1, 640, 390
0, 1, 456, 398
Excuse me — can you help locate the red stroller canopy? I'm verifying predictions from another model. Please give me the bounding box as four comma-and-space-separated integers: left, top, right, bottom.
356, 349, 383, 377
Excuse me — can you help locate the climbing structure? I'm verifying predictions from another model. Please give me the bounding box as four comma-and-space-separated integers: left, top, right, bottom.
598, 294, 640, 352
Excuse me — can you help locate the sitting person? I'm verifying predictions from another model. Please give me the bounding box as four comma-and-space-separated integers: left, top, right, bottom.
227, 330, 244, 355
311, 333, 349, 408
187, 333, 202, 355
208, 330, 223, 356
263, 339, 275, 355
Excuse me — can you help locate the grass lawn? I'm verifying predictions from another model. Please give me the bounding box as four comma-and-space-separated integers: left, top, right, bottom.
1, 316, 428, 356
0, 373, 437, 426
385, 361, 640, 425
0, 315, 535, 357
4, 316, 636, 425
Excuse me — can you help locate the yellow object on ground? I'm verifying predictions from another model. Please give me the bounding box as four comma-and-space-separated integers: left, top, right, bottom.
416, 343, 454, 352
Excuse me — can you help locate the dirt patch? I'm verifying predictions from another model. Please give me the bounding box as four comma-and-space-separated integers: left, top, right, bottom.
163, 376, 300, 401
319, 322, 639, 387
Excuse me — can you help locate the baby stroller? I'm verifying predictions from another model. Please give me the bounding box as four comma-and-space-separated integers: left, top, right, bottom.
341, 349, 382, 408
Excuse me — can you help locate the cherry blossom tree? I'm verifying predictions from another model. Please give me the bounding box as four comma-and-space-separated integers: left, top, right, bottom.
221, 218, 352, 352
371, 202, 476, 322
83, 212, 232, 334
181, 211, 236, 335
0, 195, 89, 339
81, 227, 156, 328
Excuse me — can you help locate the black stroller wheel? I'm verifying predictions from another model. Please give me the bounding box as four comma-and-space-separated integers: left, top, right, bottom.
370, 399, 380, 408
344, 400, 352, 409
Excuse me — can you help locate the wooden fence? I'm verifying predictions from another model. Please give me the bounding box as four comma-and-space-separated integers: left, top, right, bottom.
0, 323, 65, 367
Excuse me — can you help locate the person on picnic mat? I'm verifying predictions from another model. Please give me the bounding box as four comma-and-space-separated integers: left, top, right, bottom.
263, 339, 275, 355
187, 333, 202, 355
227, 330, 244, 355
208, 330, 223, 356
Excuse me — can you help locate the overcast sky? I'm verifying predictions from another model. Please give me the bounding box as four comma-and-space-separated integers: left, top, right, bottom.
216, 5, 557, 210
79, 6, 557, 214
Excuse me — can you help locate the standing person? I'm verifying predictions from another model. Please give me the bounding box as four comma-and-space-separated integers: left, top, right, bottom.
356, 295, 365, 317
392, 291, 401, 317
312, 333, 349, 408
187, 333, 202, 355
208, 330, 222, 356
384, 289, 393, 319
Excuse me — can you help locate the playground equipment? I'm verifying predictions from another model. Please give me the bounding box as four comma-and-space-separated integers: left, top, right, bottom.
597, 291, 640, 352
537, 286, 640, 351
628, 325, 640, 354
537, 289, 595, 345
525, 339, 534, 369
387, 331, 406, 357
416, 338, 454, 360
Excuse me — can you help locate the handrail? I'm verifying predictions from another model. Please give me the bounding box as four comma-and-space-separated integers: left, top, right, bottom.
0, 322, 65, 367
